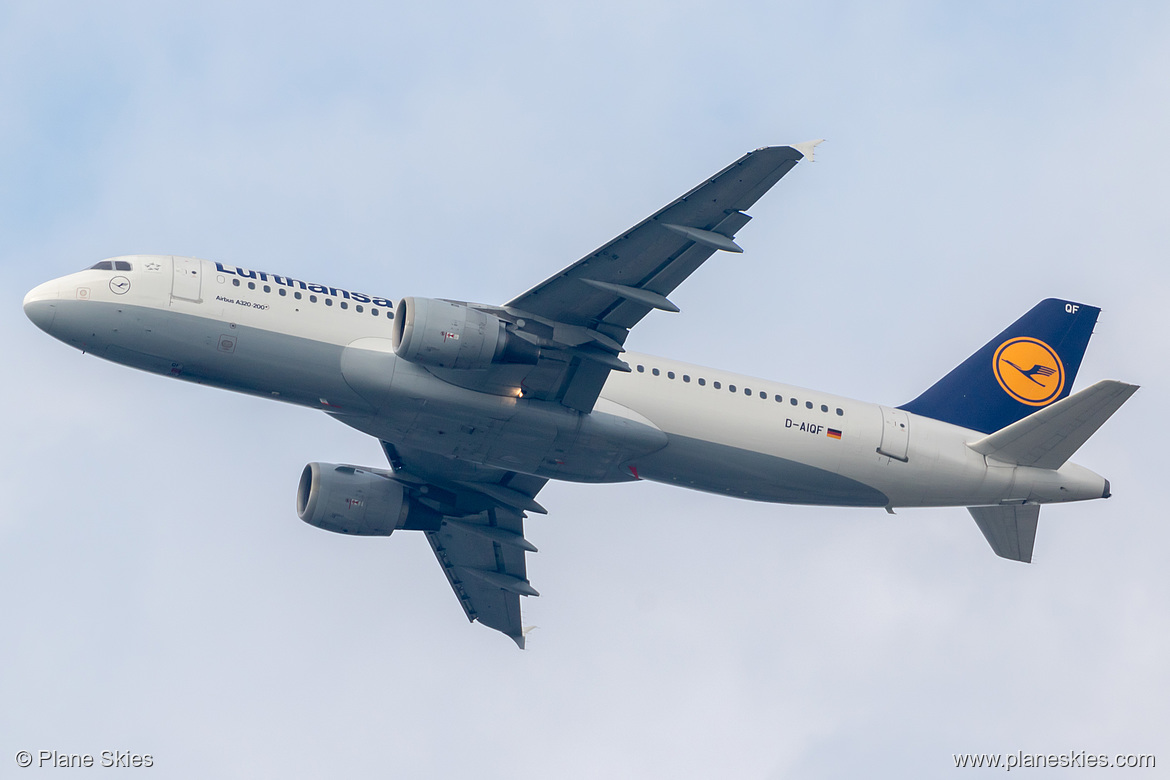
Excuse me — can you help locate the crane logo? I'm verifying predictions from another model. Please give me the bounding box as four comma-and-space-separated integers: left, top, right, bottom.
993, 337, 1065, 406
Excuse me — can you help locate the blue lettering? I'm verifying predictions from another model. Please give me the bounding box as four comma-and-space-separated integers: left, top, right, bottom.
218, 263, 390, 307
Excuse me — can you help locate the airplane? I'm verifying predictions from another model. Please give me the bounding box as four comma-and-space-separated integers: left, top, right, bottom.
23, 142, 1137, 648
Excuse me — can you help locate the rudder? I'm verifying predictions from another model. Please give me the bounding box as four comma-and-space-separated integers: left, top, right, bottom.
899, 299, 1099, 434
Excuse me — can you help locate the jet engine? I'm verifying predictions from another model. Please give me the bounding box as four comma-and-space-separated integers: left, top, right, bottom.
296, 462, 441, 536
392, 297, 538, 370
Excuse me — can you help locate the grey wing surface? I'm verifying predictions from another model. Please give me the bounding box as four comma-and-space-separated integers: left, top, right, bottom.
381, 442, 545, 648
507, 142, 821, 330
430, 142, 821, 413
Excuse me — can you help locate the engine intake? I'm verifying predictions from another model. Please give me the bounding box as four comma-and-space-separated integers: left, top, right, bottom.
297, 462, 441, 536
392, 297, 538, 370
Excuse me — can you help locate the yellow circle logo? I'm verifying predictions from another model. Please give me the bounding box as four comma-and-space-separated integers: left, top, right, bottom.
993, 337, 1065, 406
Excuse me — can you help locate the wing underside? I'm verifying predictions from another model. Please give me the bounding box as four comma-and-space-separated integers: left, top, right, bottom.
382, 442, 545, 648
506, 143, 820, 330
425, 506, 533, 647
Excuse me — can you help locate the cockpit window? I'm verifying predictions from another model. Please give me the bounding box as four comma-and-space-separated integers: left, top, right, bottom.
88, 260, 133, 271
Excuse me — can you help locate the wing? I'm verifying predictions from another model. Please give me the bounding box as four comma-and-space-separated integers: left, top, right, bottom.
431, 142, 821, 412
381, 442, 545, 648
508, 141, 821, 328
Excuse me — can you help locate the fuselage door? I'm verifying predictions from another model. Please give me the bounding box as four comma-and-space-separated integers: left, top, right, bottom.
877, 406, 910, 462
172, 256, 202, 303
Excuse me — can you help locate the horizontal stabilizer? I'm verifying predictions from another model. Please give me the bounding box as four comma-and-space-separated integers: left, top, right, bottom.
969, 504, 1040, 563
968, 380, 1139, 469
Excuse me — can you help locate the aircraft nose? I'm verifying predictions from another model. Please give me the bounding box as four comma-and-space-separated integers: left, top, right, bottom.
23, 279, 60, 333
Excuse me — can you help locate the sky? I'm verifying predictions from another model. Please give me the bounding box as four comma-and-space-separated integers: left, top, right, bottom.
2, 2, 1168, 777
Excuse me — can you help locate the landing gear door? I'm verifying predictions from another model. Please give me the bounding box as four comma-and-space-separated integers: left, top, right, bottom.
877, 406, 910, 462
172, 256, 202, 303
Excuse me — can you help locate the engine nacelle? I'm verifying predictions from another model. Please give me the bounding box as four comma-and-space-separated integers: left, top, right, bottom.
296, 462, 441, 536
392, 297, 538, 370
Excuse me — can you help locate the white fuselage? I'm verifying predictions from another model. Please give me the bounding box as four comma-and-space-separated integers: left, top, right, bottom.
23, 255, 1109, 509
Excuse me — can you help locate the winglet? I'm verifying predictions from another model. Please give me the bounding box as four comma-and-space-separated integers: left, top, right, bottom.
791, 139, 825, 162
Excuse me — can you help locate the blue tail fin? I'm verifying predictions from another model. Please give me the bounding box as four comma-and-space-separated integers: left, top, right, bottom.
899, 299, 1100, 434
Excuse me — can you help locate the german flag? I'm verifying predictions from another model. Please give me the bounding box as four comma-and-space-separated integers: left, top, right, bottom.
827, 428, 842, 440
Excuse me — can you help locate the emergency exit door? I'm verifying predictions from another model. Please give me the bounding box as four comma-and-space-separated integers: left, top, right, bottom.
877, 406, 910, 462
172, 256, 202, 303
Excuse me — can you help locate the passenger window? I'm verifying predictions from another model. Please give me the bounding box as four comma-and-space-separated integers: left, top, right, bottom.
325, 299, 333, 307
263, 285, 271, 293
821, 404, 829, 413
279, 288, 287, 297
310, 295, 317, 303
713, 381, 721, 389
356, 304, 363, 312
836, 408, 844, 416
698, 378, 706, 386
683, 375, 690, 383
248, 281, 255, 290
232, 279, 240, 287
775, 395, 783, 402
295, 291, 302, 300
652, 368, 660, 376
667, 371, 675, 380
729, 384, 737, 393
806, 401, 813, 409
759, 392, 767, 400
372, 308, 379, 316
790, 398, 798, 406
744, 388, 752, 397
340, 301, 348, 310
637, 365, 645, 373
